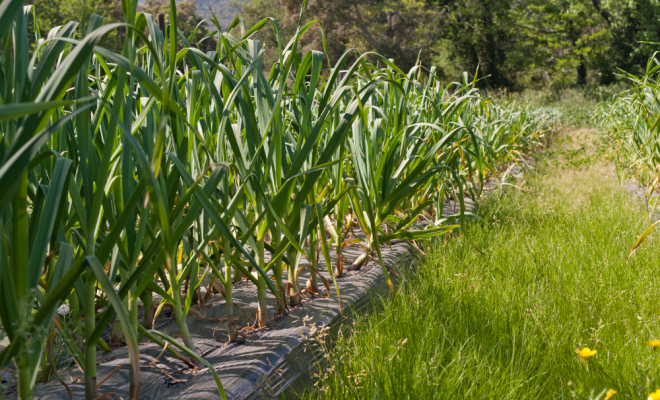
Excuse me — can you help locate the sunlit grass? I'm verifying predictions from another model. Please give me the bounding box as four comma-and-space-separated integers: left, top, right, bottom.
306, 131, 660, 400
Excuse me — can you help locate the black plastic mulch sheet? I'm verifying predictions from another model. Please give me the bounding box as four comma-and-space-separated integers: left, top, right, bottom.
12, 198, 476, 399
20, 243, 413, 399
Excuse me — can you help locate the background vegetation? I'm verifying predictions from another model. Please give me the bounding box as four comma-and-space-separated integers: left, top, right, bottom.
241, 0, 660, 91
27, 0, 660, 91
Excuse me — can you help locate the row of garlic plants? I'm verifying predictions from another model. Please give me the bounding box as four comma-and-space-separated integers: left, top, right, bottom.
0, 0, 560, 398
575, 54, 660, 400
595, 54, 660, 187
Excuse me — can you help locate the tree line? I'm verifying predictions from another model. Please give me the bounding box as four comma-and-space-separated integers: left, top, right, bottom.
26, 0, 660, 90
242, 0, 660, 90
26, 0, 213, 52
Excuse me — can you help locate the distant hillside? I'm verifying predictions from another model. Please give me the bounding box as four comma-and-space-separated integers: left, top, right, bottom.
137, 0, 245, 30
195, 0, 244, 29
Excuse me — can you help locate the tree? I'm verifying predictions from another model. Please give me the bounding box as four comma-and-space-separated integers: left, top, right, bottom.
241, 0, 443, 72
241, 0, 660, 90
604, 0, 660, 80
508, 0, 611, 89
27, 0, 216, 52
26, 0, 124, 50
434, 0, 516, 88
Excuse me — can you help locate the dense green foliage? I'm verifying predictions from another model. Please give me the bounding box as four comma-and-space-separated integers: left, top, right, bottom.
26, 0, 660, 91
0, 0, 560, 399
25, 0, 212, 51
596, 56, 660, 190
304, 133, 660, 400
242, 0, 660, 91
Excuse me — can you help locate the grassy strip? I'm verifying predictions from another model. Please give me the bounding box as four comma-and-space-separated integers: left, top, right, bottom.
305, 130, 660, 399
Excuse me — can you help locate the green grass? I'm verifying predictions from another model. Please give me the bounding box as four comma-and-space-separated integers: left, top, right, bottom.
305, 131, 660, 400
494, 85, 627, 127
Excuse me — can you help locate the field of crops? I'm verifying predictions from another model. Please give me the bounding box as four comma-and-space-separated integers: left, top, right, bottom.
0, 0, 562, 399
596, 55, 660, 190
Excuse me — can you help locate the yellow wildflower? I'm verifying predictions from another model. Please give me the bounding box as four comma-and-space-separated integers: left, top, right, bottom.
605, 389, 616, 399
649, 389, 660, 400
646, 340, 660, 349
575, 347, 597, 360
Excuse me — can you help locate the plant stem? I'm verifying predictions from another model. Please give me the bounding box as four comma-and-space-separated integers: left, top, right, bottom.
13, 172, 31, 400
17, 359, 32, 400
288, 247, 302, 306
308, 230, 319, 293
172, 302, 199, 365
84, 273, 97, 400
256, 237, 268, 328
140, 289, 153, 330
127, 269, 138, 395
335, 234, 343, 277
224, 253, 237, 341
12, 171, 28, 302
272, 226, 285, 316
233, 265, 243, 283
69, 293, 83, 349
169, 260, 201, 366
